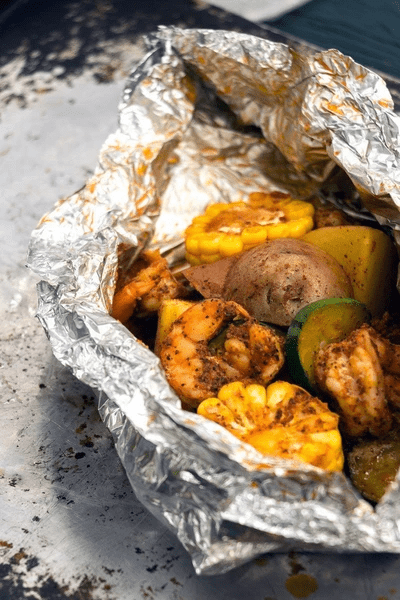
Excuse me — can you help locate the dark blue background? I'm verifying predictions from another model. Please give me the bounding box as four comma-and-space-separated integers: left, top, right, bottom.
265, 0, 400, 80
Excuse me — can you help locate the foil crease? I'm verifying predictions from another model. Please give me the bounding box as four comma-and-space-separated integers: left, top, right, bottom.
27, 28, 400, 574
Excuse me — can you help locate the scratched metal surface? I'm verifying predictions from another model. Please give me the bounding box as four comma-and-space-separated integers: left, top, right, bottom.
2, 1, 400, 599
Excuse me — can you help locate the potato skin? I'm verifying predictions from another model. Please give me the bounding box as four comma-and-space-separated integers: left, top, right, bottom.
223, 238, 354, 326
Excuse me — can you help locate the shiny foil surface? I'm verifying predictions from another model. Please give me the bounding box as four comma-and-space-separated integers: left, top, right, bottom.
27, 28, 400, 574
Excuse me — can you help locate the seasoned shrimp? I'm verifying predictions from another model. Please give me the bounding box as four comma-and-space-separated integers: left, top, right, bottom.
314, 325, 393, 438
112, 249, 187, 323
159, 298, 285, 408
314, 206, 353, 228
368, 328, 400, 409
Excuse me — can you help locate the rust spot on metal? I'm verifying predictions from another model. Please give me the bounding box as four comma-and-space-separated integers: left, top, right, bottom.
285, 573, 319, 598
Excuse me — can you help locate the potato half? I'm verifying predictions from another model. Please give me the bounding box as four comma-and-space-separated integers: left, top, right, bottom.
223, 238, 354, 326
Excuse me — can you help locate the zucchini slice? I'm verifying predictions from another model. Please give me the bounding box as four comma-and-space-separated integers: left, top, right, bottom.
285, 298, 370, 392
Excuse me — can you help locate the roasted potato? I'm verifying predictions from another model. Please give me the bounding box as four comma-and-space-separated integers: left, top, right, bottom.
302, 225, 398, 317
222, 238, 354, 326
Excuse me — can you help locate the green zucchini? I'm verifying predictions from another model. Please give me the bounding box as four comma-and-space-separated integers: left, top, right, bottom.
285, 298, 370, 393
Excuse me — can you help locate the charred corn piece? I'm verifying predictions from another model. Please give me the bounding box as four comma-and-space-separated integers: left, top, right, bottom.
184, 193, 315, 265
198, 381, 267, 435
198, 380, 344, 471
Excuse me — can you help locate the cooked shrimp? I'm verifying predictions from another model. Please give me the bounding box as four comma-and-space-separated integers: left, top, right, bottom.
384, 374, 400, 409
112, 249, 187, 323
314, 206, 353, 228
368, 328, 400, 410
314, 324, 393, 438
159, 298, 285, 408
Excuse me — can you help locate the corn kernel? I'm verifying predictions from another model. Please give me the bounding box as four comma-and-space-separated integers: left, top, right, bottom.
185, 224, 206, 236
244, 383, 267, 409
218, 381, 245, 403
243, 384, 267, 422
198, 398, 236, 428
219, 234, 244, 257
241, 226, 268, 246
184, 252, 202, 265
265, 222, 292, 240
185, 234, 201, 255
198, 232, 224, 255
199, 253, 223, 264
191, 215, 211, 227
288, 216, 314, 236
265, 381, 293, 408
284, 200, 315, 219
204, 202, 229, 217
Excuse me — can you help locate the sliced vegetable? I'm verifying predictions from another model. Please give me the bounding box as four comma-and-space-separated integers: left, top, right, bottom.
302, 225, 398, 317
285, 298, 370, 392
184, 193, 315, 265
347, 419, 400, 503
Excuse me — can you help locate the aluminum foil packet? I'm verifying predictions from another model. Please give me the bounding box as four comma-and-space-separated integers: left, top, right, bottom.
27, 27, 400, 574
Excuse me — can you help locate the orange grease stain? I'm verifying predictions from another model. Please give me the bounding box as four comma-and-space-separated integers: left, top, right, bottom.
142, 147, 153, 160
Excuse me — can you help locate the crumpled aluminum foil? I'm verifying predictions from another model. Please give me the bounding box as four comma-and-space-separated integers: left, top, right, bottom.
27, 27, 400, 575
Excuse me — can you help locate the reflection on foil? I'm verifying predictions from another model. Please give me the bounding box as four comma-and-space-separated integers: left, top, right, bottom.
27, 28, 400, 574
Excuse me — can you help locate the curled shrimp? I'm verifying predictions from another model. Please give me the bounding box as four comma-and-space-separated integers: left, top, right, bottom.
159, 298, 285, 408
314, 325, 393, 438
112, 249, 187, 323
